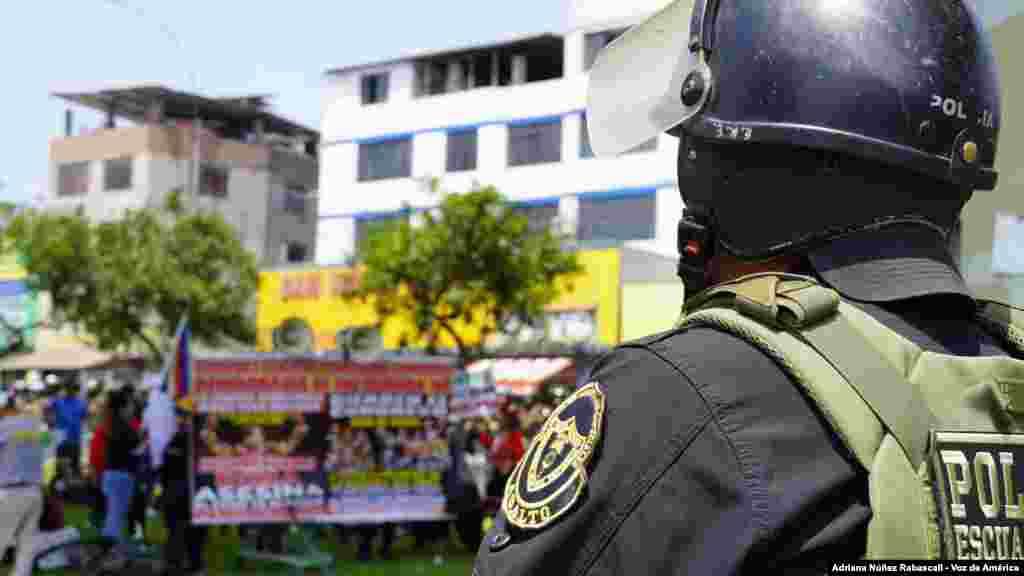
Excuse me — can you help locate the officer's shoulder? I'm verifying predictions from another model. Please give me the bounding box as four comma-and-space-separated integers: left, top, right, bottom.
476, 326, 785, 574
578, 323, 788, 441
599, 322, 776, 385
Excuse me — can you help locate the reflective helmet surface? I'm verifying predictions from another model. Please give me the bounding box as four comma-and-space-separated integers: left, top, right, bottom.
587, 0, 1001, 192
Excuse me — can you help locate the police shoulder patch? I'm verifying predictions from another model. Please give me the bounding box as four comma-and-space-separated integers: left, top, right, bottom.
503, 381, 606, 531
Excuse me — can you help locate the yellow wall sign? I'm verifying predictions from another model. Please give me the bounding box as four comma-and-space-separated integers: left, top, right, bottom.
256, 249, 622, 353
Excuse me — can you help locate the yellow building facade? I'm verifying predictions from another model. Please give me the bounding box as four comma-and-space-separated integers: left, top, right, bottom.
257, 248, 624, 353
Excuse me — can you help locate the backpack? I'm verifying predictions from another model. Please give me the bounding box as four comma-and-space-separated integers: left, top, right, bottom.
677, 273, 1024, 560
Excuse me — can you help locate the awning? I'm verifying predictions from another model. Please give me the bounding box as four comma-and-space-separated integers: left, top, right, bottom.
0, 330, 136, 371
467, 357, 574, 397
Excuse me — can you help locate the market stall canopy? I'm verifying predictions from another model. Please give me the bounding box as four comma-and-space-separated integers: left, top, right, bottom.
467, 357, 574, 397
0, 329, 137, 371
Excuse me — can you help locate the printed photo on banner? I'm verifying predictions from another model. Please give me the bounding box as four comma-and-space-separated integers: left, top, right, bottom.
191, 395, 332, 525
326, 390, 450, 523
188, 356, 455, 525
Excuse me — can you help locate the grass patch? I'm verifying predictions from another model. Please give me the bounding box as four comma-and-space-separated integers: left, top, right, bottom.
2, 506, 475, 576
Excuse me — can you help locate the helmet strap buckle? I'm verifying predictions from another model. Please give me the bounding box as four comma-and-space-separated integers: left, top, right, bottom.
677, 211, 714, 294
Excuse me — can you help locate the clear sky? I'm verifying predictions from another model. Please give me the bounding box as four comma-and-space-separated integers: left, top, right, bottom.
1, 1, 1018, 206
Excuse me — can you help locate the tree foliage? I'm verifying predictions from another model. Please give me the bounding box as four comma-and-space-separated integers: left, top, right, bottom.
352, 182, 583, 365
0, 315, 34, 358
4, 191, 259, 361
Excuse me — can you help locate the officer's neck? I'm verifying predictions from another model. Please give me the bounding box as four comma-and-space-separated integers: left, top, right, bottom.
709, 254, 805, 285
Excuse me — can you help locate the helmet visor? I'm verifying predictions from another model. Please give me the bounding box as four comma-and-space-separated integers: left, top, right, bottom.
586, 0, 702, 158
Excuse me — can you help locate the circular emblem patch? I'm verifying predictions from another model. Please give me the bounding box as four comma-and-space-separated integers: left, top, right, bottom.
503, 381, 606, 531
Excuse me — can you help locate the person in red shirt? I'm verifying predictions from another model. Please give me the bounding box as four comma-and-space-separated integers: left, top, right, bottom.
88, 410, 108, 530
486, 410, 525, 499
86, 395, 143, 533
475, 417, 494, 451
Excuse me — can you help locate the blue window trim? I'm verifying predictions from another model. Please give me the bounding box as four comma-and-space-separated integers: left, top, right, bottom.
506, 115, 564, 128
324, 109, 586, 147
321, 182, 674, 221
508, 197, 559, 209
357, 133, 415, 146
578, 187, 657, 202
353, 207, 415, 222
446, 125, 479, 136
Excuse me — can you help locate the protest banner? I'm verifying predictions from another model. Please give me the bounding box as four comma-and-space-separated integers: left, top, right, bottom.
189, 355, 455, 525
449, 365, 498, 421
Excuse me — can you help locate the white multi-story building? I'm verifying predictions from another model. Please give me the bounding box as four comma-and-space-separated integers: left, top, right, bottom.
316, 0, 681, 265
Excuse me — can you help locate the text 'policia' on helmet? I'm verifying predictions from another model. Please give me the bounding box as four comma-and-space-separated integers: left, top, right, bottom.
586, 0, 1001, 193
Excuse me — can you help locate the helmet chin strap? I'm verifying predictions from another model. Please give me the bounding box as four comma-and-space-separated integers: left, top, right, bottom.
676, 134, 718, 295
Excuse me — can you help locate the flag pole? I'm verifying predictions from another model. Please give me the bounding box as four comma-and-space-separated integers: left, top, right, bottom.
161, 315, 189, 394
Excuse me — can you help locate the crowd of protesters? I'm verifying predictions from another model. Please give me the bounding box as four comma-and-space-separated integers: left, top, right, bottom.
0, 372, 562, 573
0, 375, 208, 576
441, 400, 556, 553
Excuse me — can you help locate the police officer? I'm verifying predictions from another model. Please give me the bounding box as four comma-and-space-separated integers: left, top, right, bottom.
474, 0, 1014, 573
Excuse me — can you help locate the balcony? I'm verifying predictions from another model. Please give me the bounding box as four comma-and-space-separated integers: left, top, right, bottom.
411, 36, 564, 98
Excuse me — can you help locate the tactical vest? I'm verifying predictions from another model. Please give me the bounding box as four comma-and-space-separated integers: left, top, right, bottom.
677, 273, 1024, 561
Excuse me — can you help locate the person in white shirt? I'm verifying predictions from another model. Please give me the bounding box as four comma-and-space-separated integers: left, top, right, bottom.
0, 390, 46, 576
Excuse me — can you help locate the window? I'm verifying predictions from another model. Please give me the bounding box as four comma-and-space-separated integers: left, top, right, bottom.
508, 120, 561, 167
358, 138, 413, 181
446, 129, 477, 172
355, 213, 408, 254
199, 165, 229, 198
471, 53, 494, 88
283, 185, 308, 215
577, 191, 657, 243
361, 73, 389, 105
580, 115, 655, 158
283, 242, 309, 263
584, 28, 627, 71
57, 161, 90, 196
415, 61, 449, 97
509, 201, 559, 233
103, 157, 132, 191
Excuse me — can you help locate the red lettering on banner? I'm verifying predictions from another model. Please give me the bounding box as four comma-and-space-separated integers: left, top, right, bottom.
305, 275, 320, 299
193, 360, 455, 394
280, 273, 322, 301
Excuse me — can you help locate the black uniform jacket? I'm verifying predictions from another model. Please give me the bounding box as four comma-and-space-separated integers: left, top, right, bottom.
474, 295, 1015, 575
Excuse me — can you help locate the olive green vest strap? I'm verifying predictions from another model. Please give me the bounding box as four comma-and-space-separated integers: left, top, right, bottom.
797, 308, 937, 470
684, 273, 938, 469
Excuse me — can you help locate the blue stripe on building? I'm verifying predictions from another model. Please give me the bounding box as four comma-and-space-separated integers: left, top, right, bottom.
577, 187, 658, 202
322, 109, 587, 147
320, 182, 676, 222
352, 208, 416, 221
508, 197, 559, 208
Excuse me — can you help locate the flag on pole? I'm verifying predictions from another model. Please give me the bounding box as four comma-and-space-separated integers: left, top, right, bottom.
162, 316, 191, 399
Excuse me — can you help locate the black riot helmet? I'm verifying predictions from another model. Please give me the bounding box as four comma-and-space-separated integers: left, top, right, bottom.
587, 0, 1001, 299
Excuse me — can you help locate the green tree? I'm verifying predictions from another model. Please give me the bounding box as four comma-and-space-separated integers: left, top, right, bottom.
351, 182, 583, 366
0, 315, 34, 357
4, 190, 259, 361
